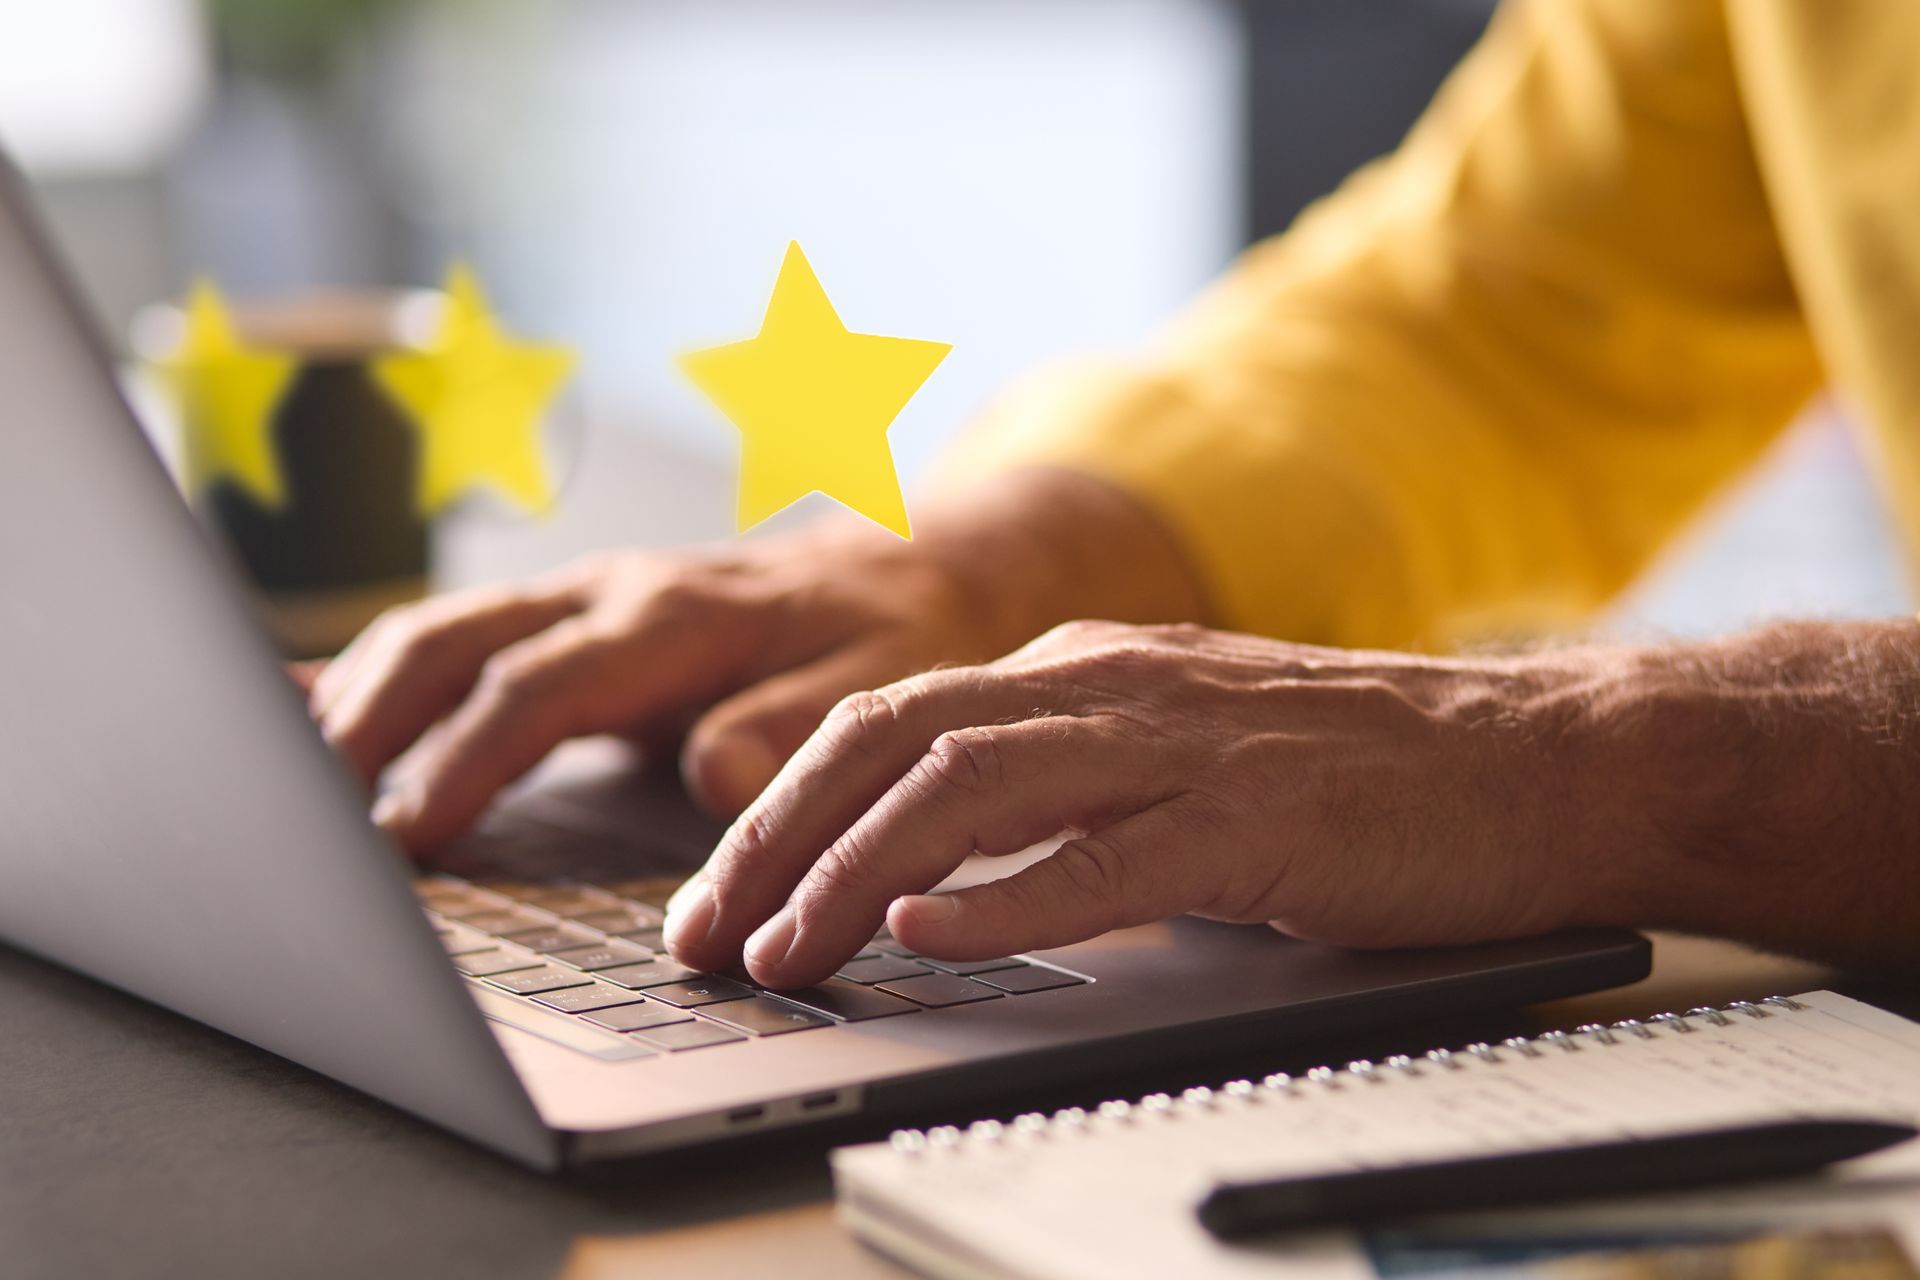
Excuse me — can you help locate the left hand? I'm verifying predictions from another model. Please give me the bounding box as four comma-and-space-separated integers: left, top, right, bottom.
664, 619, 1647, 989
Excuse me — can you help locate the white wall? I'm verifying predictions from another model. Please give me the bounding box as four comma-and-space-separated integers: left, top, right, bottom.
378, 0, 1243, 483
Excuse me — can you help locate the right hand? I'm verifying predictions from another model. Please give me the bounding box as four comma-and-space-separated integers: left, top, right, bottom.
303, 471, 1207, 856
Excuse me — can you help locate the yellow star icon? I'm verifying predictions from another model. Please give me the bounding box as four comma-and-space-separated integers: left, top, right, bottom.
153, 280, 298, 509
680, 242, 950, 538
372, 264, 577, 518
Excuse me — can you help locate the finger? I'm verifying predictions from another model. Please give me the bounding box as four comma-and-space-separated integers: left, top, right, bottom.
311, 582, 560, 718
741, 715, 1170, 988
315, 583, 585, 783
663, 665, 1074, 971
287, 660, 326, 698
886, 800, 1209, 959
377, 606, 742, 854
681, 641, 909, 815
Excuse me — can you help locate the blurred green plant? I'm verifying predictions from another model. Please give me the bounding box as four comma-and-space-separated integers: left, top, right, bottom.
204, 0, 417, 82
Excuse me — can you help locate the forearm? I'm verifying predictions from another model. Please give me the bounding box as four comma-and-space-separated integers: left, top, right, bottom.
1589, 620, 1920, 973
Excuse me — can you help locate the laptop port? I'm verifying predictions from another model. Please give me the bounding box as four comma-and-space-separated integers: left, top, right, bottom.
801, 1092, 839, 1111
728, 1105, 766, 1125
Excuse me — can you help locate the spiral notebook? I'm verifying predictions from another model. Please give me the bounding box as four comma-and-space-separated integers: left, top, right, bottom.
832, 991, 1920, 1280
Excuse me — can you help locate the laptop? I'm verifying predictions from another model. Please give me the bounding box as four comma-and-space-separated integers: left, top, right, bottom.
0, 155, 1651, 1170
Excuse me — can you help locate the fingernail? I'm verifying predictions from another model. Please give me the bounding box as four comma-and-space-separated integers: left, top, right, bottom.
662, 877, 716, 952
898, 894, 958, 926
665, 871, 705, 918
745, 907, 798, 971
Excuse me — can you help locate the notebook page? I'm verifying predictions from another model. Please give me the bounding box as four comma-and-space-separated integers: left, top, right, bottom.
831, 991, 1920, 1280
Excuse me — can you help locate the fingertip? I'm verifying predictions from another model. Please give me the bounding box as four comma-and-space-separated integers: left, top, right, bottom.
319, 711, 385, 788
371, 788, 426, 854
306, 656, 358, 720
887, 893, 962, 952
288, 660, 327, 701
371, 777, 465, 859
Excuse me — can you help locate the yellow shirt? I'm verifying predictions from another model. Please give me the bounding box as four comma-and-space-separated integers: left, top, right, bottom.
950, 0, 1919, 649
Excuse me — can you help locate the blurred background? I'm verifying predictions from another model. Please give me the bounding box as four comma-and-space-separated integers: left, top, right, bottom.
1, 0, 1907, 637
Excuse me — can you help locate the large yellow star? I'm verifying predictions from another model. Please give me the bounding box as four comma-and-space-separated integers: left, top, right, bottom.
153, 280, 298, 509
680, 242, 950, 538
372, 265, 577, 517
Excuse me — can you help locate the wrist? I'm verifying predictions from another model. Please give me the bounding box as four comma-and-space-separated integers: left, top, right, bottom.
1576, 622, 1920, 967
838, 467, 1213, 658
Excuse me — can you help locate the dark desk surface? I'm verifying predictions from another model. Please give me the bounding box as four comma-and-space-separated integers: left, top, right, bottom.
1, 932, 1845, 1280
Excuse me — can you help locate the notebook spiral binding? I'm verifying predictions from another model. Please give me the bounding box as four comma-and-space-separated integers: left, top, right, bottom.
887, 994, 1809, 1156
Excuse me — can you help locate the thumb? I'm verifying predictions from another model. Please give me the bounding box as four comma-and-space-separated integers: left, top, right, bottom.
681, 643, 907, 814
887, 803, 1200, 959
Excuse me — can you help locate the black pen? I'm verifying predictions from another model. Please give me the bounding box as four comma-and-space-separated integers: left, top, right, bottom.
1196, 1117, 1917, 1239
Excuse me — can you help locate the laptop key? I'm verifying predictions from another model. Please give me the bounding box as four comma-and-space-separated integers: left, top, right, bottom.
836, 955, 933, 985
647, 977, 757, 1008
774, 979, 921, 1022
507, 886, 616, 915
584, 1000, 696, 1033
569, 909, 654, 934
461, 908, 553, 936
974, 965, 1087, 994
614, 926, 667, 951
573, 901, 665, 929
698, 996, 834, 1036
634, 1020, 749, 1052
614, 900, 665, 926
438, 927, 496, 956
919, 955, 1027, 976
500, 925, 600, 954
595, 959, 703, 990
548, 940, 653, 972
453, 949, 544, 977
486, 966, 595, 995
875, 973, 1003, 1007
531, 983, 648, 1015
416, 880, 483, 908
430, 897, 516, 922
596, 879, 679, 910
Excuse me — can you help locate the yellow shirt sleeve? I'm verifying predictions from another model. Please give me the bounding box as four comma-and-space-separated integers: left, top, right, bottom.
945, 0, 1821, 650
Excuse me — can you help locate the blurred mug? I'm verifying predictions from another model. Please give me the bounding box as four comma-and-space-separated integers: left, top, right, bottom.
136, 291, 433, 660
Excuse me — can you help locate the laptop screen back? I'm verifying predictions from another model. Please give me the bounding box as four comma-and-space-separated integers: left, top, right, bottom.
0, 157, 554, 1167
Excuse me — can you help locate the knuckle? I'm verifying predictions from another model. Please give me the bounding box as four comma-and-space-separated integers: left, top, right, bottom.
1027, 618, 1114, 653
1140, 621, 1209, 646
472, 648, 561, 715
716, 806, 781, 885
388, 612, 466, 670
1064, 640, 1164, 681
918, 727, 1004, 798
799, 834, 887, 904
596, 564, 716, 630
822, 687, 907, 757
1048, 836, 1128, 912
651, 561, 746, 615
644, 572, 710, 616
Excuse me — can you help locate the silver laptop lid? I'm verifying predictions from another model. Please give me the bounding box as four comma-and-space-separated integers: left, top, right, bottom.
0, 156, 554, 1167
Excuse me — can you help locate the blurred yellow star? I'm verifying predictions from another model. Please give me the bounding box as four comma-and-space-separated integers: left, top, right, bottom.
372, 265, 577, 517
154, 280, 297, 509
680, 242, 950, 538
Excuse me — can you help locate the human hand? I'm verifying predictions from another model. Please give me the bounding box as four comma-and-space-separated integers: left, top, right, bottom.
304, 471, 1205, 853
664, 620, 1649, 988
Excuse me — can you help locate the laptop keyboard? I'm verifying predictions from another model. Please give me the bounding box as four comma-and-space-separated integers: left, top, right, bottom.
416, 876, 1090, 1057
